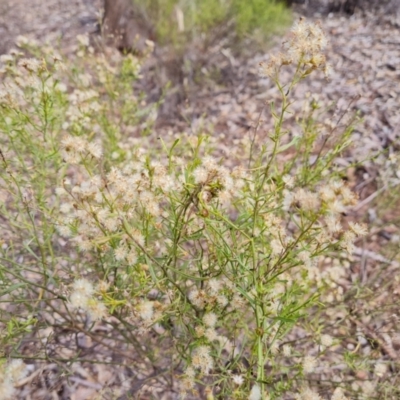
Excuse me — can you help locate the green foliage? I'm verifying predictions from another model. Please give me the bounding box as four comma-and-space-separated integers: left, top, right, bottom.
136, 0, 291, 48
232, 0, 291, 38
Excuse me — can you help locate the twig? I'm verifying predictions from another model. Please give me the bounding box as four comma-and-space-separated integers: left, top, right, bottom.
349, 316, 398, 360
353, 246, 400, 268
352, 186, 386, 211
248, 104, 266, 168
69, 376, 102, 390
14, 363, 57, 387
0, 148, 7, 167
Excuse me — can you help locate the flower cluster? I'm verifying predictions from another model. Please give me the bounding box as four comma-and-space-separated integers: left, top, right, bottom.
69, 278, 107, 320
259, 18, 331, 80
60, 134, 102, 164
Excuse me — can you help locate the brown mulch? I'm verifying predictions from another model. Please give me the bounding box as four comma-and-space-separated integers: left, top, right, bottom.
0, 0, 102, 55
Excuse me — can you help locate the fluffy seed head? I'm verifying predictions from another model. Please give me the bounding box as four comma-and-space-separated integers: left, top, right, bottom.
302, 356, 317, 374
203, 312, 217, 327
320, 334, 333, 348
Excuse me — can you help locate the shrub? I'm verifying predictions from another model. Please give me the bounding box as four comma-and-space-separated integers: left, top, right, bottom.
0, 21, 397, 399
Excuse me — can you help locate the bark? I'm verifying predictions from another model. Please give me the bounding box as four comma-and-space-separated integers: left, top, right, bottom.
102, 0, 154, 53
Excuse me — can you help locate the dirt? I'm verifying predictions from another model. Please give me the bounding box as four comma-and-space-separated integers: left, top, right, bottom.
0, 0, 102, 55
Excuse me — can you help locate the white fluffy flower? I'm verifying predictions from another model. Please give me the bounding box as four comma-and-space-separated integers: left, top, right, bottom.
302, 356, 317, 374
249, 384, 261, 400
191, 345, 213, 375
193, 167, 209, 184
72, 279, 94, 297
320, 334, 333, 348
138, 301, 154, 321
87, 299, 107, 320
69, 291, 89, 309
232, 374, 244, 386
87, 142, 102, 159
203, 312, 217, 327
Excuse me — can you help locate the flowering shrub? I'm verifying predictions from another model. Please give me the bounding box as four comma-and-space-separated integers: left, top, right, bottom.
0, 20, 397, 400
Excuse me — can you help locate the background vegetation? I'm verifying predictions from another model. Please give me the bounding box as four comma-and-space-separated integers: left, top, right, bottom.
135, 0, 292, 49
